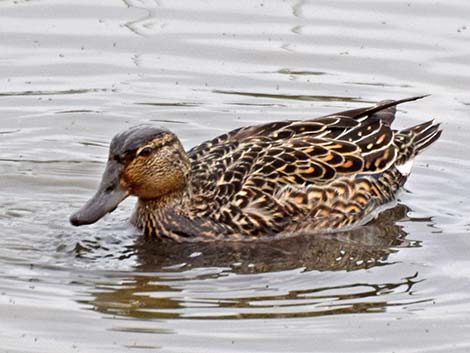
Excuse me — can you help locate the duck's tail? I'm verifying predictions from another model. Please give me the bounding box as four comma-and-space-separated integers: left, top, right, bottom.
401, 119, 442, 155
392, 119, 441, 178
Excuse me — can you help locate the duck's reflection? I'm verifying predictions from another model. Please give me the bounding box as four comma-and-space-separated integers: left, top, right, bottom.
82, 204, 428, 320
131, 203, 416, 273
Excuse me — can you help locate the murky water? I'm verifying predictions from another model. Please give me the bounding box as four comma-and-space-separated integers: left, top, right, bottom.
1, 0, 469, 352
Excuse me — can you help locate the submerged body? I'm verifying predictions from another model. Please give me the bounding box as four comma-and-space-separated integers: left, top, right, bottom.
70, 96, 441, 241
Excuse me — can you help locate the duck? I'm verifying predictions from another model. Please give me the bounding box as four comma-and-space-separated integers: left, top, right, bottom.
70, 96, 441, 241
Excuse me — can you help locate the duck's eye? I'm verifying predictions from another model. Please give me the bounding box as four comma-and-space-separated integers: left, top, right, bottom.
138, 147, 154, 157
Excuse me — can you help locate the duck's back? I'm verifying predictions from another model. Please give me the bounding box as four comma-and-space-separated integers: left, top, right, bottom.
185, 97, 441, 238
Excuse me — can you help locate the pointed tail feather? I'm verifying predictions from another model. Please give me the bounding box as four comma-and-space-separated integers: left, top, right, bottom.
362, 95, 430, 120
329, 95, 430, 126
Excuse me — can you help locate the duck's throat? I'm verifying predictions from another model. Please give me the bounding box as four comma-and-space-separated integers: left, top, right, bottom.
130, 190, 186, 233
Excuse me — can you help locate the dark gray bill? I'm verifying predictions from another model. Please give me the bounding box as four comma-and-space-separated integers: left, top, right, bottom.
70, 160, 128, 226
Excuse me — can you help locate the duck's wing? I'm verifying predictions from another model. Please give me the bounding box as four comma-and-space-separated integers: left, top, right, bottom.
187, 117, 365, 200
186, 97, 441, 237
188, 96, 429, 189
188, 95, 427, 164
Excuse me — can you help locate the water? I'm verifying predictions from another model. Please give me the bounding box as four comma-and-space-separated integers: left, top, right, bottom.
1, 0, 469, 352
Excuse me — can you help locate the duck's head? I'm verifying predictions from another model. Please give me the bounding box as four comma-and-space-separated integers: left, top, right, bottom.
70, 125, 190, 227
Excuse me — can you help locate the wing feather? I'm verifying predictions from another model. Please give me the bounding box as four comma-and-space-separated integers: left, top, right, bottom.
186, 96, 440, 236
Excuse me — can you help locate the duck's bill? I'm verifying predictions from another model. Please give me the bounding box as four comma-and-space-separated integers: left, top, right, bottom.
70, 160, 128, 226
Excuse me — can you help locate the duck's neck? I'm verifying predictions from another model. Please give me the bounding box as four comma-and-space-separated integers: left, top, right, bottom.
130, 188, 189, 233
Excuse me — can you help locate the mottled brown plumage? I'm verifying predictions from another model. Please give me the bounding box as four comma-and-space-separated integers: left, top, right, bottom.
70, 96, 441, 241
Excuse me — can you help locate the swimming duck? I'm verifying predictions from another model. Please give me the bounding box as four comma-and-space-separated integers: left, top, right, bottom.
70, 96, 441, 241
